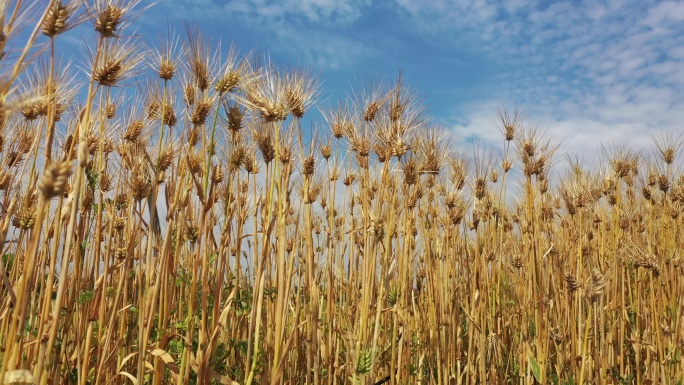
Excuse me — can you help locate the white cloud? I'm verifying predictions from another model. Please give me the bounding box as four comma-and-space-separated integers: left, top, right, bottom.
148, 0, 684, 159
269, 25, 373, 70
185, 0, 371, 25
388, 0, 684, 158
644, 1, 684, 26
152, 0, 373, 71
447, 98, 664, 172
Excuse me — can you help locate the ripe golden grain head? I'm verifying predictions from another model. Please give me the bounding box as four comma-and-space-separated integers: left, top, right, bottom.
38, 160, 73, 199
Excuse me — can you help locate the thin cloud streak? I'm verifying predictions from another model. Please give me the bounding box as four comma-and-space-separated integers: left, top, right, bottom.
146, 0, 682, 158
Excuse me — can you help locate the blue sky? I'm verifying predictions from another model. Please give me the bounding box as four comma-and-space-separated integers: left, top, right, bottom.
52, 0, 684, 160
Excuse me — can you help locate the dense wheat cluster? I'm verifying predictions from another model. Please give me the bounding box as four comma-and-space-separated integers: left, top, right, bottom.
0, 1, 683, 384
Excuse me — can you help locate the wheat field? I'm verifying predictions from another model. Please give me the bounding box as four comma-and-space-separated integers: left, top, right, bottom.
0, 1, 682, 384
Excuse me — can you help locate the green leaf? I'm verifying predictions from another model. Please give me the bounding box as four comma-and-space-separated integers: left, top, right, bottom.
85, 167, 100, 190
529, 355, 541, 383
2, 253, 15, 272
208, 253, 217, 264
78, 290, 94, 304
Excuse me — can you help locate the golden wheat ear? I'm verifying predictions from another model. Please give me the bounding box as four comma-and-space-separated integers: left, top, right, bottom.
38, 159, 73, 199
43, 0, 88, 38
88, 0, 147, 38
89, 37, 144, 88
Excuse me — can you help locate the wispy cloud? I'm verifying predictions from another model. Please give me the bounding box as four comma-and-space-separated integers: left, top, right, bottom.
390, 0, 684, 157
146, 0, 682, 159
153, 0, 374, 71
268, 25, 373, 70
221, 0, 371, 25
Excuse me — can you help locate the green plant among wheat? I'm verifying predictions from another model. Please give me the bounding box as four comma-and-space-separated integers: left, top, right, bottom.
0, 1, 682, 384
